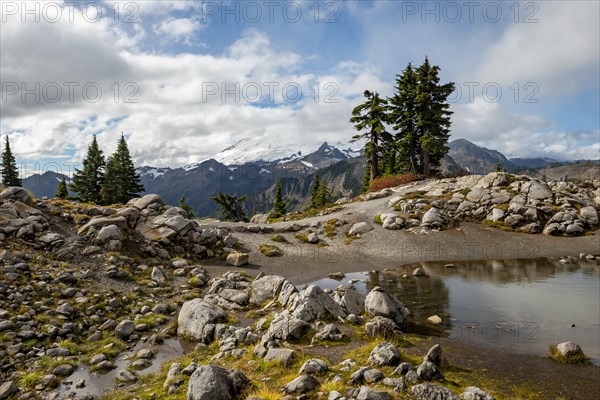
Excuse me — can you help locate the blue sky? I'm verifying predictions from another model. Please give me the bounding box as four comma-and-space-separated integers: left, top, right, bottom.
1, 0, 598, 176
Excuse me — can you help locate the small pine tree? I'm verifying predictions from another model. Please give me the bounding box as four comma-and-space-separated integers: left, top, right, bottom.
315, 181, 329, 207
179, 194, 196, 219
495, 163, 506, 173
212, 193, 247, 222
71, 135, 105, 203
1, 135, 22, 187
272, 180, 286, 218
310, 174, 321, 208
100, 134, 144, 205
56, 177, 68, 199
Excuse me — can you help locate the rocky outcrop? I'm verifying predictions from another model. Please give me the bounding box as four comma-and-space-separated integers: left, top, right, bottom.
177, 299, 228, 343
381, 173, 600, 236
365, 287, 410, 328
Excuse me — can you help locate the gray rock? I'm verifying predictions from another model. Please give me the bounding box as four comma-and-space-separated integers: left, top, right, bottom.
461, 387, 496, 400
486, 208, 505, 222
416, 361, 444, 381
421, 207, 446, 228
579, 206, 599, 226
356, 386, 393, 400
314, 324, 345, 341
264, 348, 295, 366
116, 369, 138, 383
132, 194, 165, 210
348, 222, 373, 236
364, 368, 384, 383
413, 267, 426, 277
151, 266, 166, 282
177, 299, 227, 343
283, 374, 319, 394
307, 232, 320, 243
115, 320, 135, 339
365, 287, 410, 328
332, 285, 365, 315
0, 187, 32, 204
291, 285, 348, 322
267, 313, 310, 341
226, 253, 249, 267
556, 341, 586, 359
0, 381, 19, 399
393, 362, 414, 376
187, 365, 250, 400
369, 342, 401, 367
365, 316, 401, 338
298, 358, 328, 375
424, 344, 444, 367
411, 383, 459, 400
94, 225, 123, 245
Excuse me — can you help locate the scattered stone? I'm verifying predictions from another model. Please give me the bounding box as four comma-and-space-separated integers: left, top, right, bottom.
283, 374, 319, 394
264, 348, 295, 367
115, 320, 135, 340
411, 383, 459, 400
369, 342, 401, 367
461, 387, 496, 400
226, 252, 249, 267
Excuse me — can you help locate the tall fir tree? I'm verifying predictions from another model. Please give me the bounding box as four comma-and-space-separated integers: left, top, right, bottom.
71, 135, 105, 203
388, 63, 419, 174
414, 57, 454, 176
1, 135, 22, 187
349, 90, 391, 183
100, 134, 144, 205
56, 177, 68, 199
272, 180, 286, 218
315, 181, 329, 207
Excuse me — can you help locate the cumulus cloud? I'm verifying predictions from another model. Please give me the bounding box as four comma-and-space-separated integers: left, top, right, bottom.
154, 17, 203, 45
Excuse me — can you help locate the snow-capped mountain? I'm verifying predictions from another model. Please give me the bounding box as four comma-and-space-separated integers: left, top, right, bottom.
211, 135, 362, 166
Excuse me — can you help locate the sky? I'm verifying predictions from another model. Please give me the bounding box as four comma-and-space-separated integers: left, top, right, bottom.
0, 0, 599, 177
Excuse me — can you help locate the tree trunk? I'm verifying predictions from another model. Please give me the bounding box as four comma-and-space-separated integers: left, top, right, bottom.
423, 150, 430, 176
370, 133, 379, 181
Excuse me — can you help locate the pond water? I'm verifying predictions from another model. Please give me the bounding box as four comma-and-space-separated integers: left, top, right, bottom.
313, 258, 600, 365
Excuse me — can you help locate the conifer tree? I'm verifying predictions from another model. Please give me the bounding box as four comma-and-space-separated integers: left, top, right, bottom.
56, 177, 68, 199
315, 181, 329, 207
212, 193, 247, 222
350, 90, 391, 182
310, 174, 321, 208
414, 57, 454, 176
100, 134, 144, 205
71, 135, 105, 203
179, 194, 196, 218
272, 180, 286, 218
1, 135, 21, 187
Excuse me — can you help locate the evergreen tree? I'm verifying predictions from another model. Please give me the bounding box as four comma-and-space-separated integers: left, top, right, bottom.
212, 193, 247, 222
272, 180, 286, 218
56, 177, 68, 199
350, 90, 391, 182
310, 174, 321, 208
414, 57, 454, 176
315, 181, 329, 207
179, 194, 196, 219
1, 135, 21, 187
70, 135, 105, 203
388, 63, 419, 174
100, 134, 144, 205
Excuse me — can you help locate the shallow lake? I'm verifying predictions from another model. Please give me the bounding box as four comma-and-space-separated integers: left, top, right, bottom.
313, 258, 600, 365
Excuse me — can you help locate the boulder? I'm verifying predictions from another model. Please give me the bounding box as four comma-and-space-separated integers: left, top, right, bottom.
115, 320, 135, 339
421, 207, 446, 228
132, 194, 165, 210
356, 386, 393, 400
0, 187, 32, 205
226, 253, 249, 267
283, 374, 319, 394
368, 342, 401, 367
579, 206, 599, 226
332, 285, 366, 315
416, 361, 444, 381
267, 313, 310, 341
0, 381, 19, 400
349, 222, 373, 236
264, 348, 295, 367
366, 316, 401, 338
250, 275, 295, 305
365, 287, 410, 328
461, 387, 496, 400
187, 365, 250, 400
424, 344, 444, 367
291, 285, 348, 322
411, 383, 459, 400
556, 341, 586, 359
298, 358, 328, 375
94, 225, 124, 245
177, 299, 228, 343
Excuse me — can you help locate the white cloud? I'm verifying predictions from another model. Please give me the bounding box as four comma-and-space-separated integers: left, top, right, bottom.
477, 1, 600, 94
452, 98, 599, 160
154, 17, 203, 45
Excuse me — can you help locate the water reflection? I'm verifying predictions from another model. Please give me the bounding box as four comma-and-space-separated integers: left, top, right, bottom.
313, 258, 600, 365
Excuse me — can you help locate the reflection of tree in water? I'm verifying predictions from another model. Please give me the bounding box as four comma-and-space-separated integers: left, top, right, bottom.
365, 269, 451, 328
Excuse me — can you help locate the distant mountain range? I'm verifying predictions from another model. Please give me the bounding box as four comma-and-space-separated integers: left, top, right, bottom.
23, 138, 599, 217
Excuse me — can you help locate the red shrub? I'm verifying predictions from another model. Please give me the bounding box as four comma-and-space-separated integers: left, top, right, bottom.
368, 173, 422, 192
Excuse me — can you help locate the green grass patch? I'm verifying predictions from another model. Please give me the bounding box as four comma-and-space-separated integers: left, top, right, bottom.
259, 244, 283, 257
548, 344, 590, 365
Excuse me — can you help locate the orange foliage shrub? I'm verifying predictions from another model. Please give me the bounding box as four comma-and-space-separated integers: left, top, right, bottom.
368, 173, 421, 192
